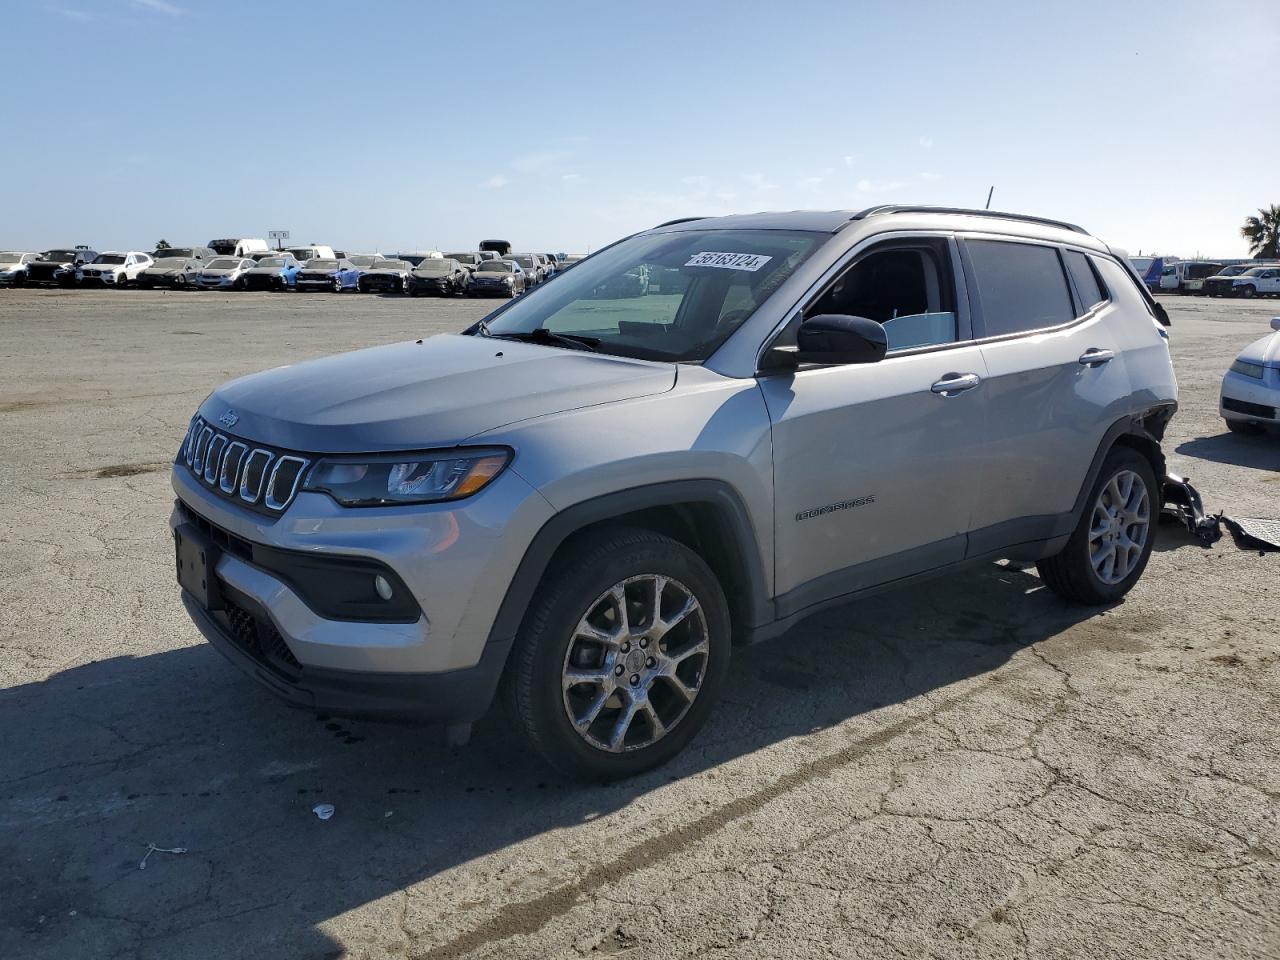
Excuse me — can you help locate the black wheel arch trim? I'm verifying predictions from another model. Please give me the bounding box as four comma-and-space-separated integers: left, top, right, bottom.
486, 480, 773, 650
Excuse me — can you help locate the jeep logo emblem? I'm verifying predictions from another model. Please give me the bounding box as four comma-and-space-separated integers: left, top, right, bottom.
218, 410, 239, 428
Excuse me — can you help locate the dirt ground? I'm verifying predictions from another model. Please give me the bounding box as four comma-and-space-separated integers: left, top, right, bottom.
0, 287, 1276, 960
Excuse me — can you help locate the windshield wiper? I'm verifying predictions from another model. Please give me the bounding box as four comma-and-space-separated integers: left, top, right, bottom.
480, 326, 601, 353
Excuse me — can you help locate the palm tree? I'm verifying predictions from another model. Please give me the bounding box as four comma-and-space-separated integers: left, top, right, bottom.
1240, 205, 1280, 260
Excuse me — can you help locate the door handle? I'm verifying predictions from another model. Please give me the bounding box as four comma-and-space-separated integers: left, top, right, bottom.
930, 372, 982, 396
1078, 348, 1114, 366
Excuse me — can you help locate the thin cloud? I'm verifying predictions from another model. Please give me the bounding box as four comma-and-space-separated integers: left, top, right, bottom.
482, 174, 508, 189
132, 0, 183, 14
918, 172, 942, 181
918, 136, 935, 149
561, 173, 581, 182
857, 178, 909, 194
842, 154, 859, 169
47, 4, 95, 21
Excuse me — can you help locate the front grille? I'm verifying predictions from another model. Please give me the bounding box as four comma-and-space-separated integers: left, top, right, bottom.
182, 416, 310, 515
1223, 397, 1276, 419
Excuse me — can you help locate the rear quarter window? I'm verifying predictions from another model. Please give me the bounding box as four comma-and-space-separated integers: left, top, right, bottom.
966, 239, 1074, 337
1064, 250, 1107, 313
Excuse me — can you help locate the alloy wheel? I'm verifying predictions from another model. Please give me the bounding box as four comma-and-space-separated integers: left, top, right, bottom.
1088, 469, 1150, 584
561, 574, 709, 753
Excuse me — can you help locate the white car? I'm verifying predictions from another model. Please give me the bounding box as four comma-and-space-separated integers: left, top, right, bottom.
1227, 266, 1280, 299
0, 251, 40, 285
77, 251, 155, 288
195, 257, 255, 290
1221, 317, 1280, 434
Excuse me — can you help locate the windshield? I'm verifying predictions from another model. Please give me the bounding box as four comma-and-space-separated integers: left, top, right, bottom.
1243, 267, 1269, 277
1218, 265, 1252, 277
43, 250, 79, 261
256, 257, 289, 268
445, 253, 478, 264
153, 258, 189, 268
207, 258, 241, 269
93, 255, 126, 265
474, 229, 824, 361
372, 259, 409, 271
416, 260, 452, 274
513, 256, 537, 268
0, 253, 23, 264
308, 259, 340, 270
347, 255, 378, 267
478, 261, 512, 273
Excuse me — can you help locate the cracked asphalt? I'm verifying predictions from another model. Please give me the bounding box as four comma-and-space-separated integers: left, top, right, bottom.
0, 287, 1277, 960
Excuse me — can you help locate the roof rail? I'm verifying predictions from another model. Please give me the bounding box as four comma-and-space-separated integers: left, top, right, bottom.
652, 216, 708, 229
849, 205, 1089, 236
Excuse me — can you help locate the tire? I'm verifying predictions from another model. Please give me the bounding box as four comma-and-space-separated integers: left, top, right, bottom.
1239, 285, 1256, 299
332, 278, 342, 293
116, 273, 128, 290
234, 277, 246, 291
1037, 446, 1158, 605
174, 275, 187, 288
504, 527, 731, 780
12, 273, 24, 287
1226, 419, 1263, 436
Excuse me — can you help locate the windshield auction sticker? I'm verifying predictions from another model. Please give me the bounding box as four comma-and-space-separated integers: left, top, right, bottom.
685, 252, 773, 272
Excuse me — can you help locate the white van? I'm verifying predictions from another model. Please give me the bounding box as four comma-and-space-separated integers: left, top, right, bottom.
1159, 259, 1221, 293
209, 238, 270, 258
287, 244, 337, 262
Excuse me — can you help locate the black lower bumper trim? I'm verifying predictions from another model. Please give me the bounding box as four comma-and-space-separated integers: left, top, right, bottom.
184, 591, 512, 723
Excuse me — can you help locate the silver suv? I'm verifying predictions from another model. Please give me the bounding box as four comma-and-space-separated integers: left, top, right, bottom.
172, 206, 1178, 779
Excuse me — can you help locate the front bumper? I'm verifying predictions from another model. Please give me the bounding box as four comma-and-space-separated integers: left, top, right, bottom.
470, 282, 513, 296
408, 277, 452, 294
242, 273, 288, 290
170, 459, 554, 721
1220, 370, 1279, 423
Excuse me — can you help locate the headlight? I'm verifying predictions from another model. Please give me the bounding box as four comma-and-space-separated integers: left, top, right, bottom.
302, 448, 510, 506
1230, 359, 1265, 380
503, 275, 514, 283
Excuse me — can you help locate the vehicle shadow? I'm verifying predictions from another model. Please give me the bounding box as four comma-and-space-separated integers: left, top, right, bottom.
1, 562, 1102, 959
1175, 433, 1280, 471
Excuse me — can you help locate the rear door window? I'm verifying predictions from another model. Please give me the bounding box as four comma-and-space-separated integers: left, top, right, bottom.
965, 240, 1074, 337
1064, 250, 1107, 314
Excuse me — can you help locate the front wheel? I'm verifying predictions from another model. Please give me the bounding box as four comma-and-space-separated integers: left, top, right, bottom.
1226, 419, 1263, 436
1239, 285, 1256, 299
332, 278, 342, 293
1037, 447, 1157, 604
504, 527, 731, 780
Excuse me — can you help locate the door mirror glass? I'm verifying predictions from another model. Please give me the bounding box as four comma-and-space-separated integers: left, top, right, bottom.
1270, 316, 1280, 332
795, 314, 887, 365
1153, 301, 1171, 327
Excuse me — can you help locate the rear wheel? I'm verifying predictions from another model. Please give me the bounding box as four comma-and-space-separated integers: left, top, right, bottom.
1037, 447, 1157, 605
504, 527, 731, 780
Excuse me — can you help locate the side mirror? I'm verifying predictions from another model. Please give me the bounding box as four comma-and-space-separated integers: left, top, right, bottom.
793, 314, 887, 365
1270, 317, 1280, 332
1153, 302, 1171, 327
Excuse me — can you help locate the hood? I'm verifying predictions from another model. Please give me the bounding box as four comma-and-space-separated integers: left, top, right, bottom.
473, 271, 514, 280
201, 268, 238, 277
365, 268, 407, 277
245, 266, 287, 276
200, 333, 677, 453
1237, 331, 1280, 367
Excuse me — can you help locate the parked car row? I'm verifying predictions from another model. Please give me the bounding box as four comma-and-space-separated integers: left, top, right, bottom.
0, 240, 585, 297
1131, 256, 1280, 296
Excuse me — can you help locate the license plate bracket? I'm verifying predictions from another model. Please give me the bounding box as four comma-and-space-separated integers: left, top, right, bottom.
174, 523, 223, 611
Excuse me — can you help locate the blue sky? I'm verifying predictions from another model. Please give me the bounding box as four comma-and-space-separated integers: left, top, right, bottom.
3, 0, 1276, 257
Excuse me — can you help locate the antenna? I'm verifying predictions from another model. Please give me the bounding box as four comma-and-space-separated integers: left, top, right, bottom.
984, 186, 994, 210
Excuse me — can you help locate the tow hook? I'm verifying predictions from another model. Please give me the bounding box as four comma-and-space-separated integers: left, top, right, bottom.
1162, 472, 1222, 545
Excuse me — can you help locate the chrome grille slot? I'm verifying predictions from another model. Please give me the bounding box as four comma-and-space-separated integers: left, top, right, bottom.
203, 435, 227, 484
239, 449, 273, 504
193, 426, 214, 474
219, 441, 247, 493
265, 456, 308, 511
181, 417, 309, 515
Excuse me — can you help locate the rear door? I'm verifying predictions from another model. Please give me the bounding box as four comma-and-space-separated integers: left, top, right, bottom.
962, 237, 1131, 555
759, 234, 989, 616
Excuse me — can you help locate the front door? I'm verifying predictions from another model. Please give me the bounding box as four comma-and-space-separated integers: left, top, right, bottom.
758, 236, 988, 619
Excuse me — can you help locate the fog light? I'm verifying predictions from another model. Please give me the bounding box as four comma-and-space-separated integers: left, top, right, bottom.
374, 575, 394, 601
